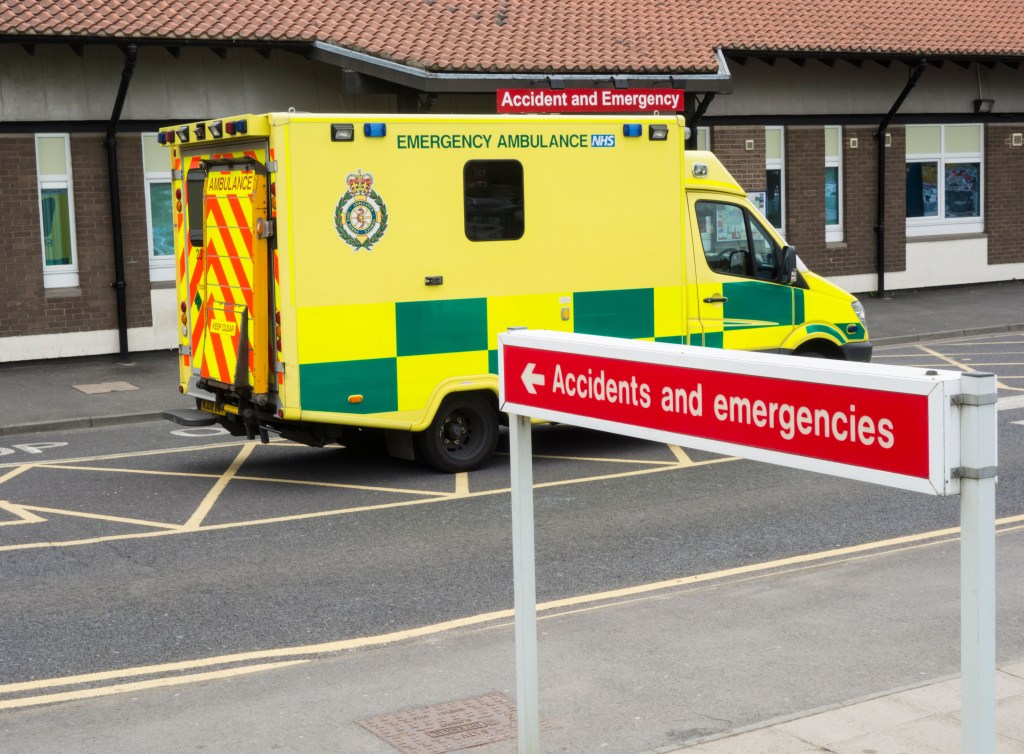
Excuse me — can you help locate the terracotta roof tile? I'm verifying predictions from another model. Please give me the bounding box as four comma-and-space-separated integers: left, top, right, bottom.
2, 1, 1023, 74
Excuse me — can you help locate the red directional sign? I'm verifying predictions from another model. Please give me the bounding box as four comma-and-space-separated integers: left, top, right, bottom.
499, 330, 962, 495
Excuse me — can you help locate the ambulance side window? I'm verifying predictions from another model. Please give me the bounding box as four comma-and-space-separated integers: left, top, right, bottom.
464, 160, 524, 241
186, 167, 206, 248
695, 200, 780, 281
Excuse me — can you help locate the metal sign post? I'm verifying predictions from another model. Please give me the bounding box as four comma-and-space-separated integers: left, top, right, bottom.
510, 413, 541, 753
958, 372, 997, 753
499, 330, 998, 754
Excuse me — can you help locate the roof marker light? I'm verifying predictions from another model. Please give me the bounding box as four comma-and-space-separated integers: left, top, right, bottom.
209, 120, 223, 138
165, 130, 175, 144
622, 124, 642, 137
364, 123, 386, 138
331, 124, 355, 141
649, 125, 669, 141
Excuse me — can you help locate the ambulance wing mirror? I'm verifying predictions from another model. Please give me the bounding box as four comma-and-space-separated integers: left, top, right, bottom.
779, 245, 798, 285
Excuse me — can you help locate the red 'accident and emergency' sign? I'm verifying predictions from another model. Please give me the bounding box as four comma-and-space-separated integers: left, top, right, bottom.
499, 330, 963, 495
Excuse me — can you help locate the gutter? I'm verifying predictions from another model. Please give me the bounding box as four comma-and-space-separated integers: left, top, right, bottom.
105, 44, 137, 362
310, 44, 733, 95
875, 58, 926, 297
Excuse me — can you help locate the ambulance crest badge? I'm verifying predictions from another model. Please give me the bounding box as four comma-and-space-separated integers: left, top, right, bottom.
335, 170, 388, 251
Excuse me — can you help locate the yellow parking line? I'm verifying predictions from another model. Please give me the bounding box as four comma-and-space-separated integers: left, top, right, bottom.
183, 442, 256, 529
668, 445, 693, 465
0, 499, 46, 525
0, 465, 33, 485
35, 463, 452, 497
6, 516, 1020, 702
19, 505, 182, 531
0, 439, 263, 471
0, 660, 309, 710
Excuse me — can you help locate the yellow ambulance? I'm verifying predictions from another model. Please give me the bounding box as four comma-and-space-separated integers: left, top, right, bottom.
160, 113, 871, 471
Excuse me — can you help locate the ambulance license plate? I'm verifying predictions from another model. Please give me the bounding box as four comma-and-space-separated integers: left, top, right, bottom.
199, 400, 226, 417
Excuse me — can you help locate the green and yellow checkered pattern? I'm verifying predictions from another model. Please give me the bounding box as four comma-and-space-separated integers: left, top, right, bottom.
297, 286, 683, 415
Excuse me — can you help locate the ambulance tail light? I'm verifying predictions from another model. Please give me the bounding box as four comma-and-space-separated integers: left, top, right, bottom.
364, 123, 386, 138
175, 187, 183, 213
622, 124, 642, 137
275, 312, 282, 351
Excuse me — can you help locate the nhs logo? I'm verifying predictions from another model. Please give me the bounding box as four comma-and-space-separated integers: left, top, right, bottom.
591, 134, 616, 148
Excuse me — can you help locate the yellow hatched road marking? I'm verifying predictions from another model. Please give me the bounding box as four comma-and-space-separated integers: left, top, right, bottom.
183, 442, 256, 529
19, 505, 181, 530
0, 452, 737, 553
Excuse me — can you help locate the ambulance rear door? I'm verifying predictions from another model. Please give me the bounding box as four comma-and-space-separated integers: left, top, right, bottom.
187, 154, 272, 398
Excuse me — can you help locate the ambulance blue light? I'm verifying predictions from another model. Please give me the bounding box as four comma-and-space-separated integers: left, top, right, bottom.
157, 132, 167, 145
364, 123, 387, 138
233, 119, 248, 134
622, 124, 642, 137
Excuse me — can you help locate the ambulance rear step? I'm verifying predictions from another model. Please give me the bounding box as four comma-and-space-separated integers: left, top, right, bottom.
162, 408, 217, 427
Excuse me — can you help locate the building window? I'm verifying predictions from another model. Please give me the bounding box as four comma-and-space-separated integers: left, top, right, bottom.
36, 134, 79, 288
142, 133, 175, 282
824, 126, 843, 243
464, 160, 524, 241
696, 126, 710, 151
765, 126, 785, 232
905, 124, 983, 236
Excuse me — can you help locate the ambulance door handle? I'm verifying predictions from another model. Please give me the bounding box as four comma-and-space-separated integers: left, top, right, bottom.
703, 295, 728, 304
425, 276, 444, 286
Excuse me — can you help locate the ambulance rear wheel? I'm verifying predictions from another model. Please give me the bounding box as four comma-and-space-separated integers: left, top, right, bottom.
414, 393, 499, 473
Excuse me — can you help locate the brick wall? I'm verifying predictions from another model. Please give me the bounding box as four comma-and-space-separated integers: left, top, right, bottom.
711, 126, 766, 192
833, 126, 906, 279
0, 136, 43, 339
985, 126, 1024, 266
783, 127, 825, 266
0, 133, 154, 341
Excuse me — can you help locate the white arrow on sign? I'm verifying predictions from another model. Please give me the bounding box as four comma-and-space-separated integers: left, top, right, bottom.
521, 362, 545, 394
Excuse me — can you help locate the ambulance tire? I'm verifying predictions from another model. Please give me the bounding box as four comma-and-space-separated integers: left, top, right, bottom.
414, 393, 499, 473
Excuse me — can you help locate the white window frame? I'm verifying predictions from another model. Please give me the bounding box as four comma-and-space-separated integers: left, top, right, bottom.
824, 126, 844, 243
142, 133, 175, 282
906, 124, 984, 237
765, 126, 785, 233
36, 133, 79, 289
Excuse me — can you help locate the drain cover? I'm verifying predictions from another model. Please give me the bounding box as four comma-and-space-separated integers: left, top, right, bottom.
358, 692, 518, 753
72, 381, 140, 394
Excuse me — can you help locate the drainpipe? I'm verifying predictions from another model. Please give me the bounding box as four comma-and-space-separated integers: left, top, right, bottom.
876, 58, 926, 296
105, 44, 138, 362
685, 93, 716, 149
